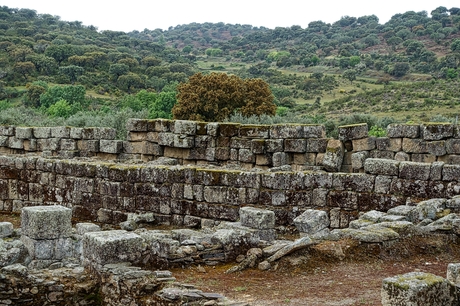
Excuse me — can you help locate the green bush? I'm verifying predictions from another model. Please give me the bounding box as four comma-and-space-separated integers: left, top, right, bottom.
368, 125, 387, 137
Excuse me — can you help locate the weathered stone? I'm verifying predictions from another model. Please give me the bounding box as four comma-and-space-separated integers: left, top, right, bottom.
414, 198, 447, 222
21, 205, 72, 239
126, 118, 148, 132
15, 127, 33, 139
411, 153, 436, 163
394, 152, 410, 161
8, 137, 23, 149
426, 141, 446, 156
446, 139, 460, 154
375, 175, 392, 194
0, 222, 13, 238
270, 124, 304, 138
351, 151, 369, 170
387, 124, 420, 138
421, 123, 454, 140
447, 263, 460, 284
303, 125, 326, 138
272, 152, 289, 167
284, 139, 307, 152
322, 139, 344, 172
443, 164, 460, 181
360, 210, 387, 222
239, 125, 270, 138
76, 223, 101, 235
376, 137, 402, 152
352, 137, 376, 151
50, 126, 70, 138
265, 139, 284, 152
83, 230, 145, 266
402, 138, 427, 153
293, 209, 330, 236
306, 138, 328, 153
267, 236, 314, 262
381, 272, 456, 306
364, 158, 399, 176
399, 161, 431, 180
333, 227, 399, 243
99, 140, 123, 154
338, 123, 368, 141
174, 120, 197, 135
240, 207, 275, 230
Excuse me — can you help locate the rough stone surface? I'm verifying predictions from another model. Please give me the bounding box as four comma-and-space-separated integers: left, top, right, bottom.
239, 207, 275, 230
387, 124, 420, 138
293, 209, 330, 235
364, 158, 399, 176
322, 139, 344, 172
0, 222, 13, 238
338, 124, 368, 141
381, 272, 457, 306
21, 206, 72, 239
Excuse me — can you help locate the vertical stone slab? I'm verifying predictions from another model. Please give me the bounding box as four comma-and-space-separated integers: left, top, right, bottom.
322, 139, 344, 172
21, 205, 72, 239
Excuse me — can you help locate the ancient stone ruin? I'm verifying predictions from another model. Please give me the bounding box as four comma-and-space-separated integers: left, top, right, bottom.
1, 119, 460, 304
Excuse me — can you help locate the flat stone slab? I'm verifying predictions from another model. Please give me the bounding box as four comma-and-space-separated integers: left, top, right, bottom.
381, 272, 457, 306
240, 206, 275, 230
0, 222, 13, 238
83, 230, 145, 266
293, 209, 330, 235
21, 206, 72, 239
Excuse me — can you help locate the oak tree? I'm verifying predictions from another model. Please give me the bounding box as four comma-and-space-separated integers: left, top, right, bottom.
172, 72, 276, 122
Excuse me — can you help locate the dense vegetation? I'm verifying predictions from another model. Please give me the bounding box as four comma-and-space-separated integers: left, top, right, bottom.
0, 5, 460, 138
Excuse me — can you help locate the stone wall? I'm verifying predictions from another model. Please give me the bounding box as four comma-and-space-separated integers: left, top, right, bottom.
2, 154, 460, 227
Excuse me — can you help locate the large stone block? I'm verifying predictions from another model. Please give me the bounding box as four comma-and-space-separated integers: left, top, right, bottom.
364, 158, 399, 176
173, 135, 194, 148
306, 138, 328, 153
352, 137, 376, 151
443, 164, 460, 181
83, 230, 145, 266
240, 207, 275, 230
293, 209, 330, 235
322, 139, 344, 172
21, 205, 72, 239
126, 118, 149, 132
270, 124, 304, 138
351, 151, 369, 170
446, 139, 460, 154
303, 125, 326, 138
239, 125, 270, 138
265, 139, 284, 152
402, 138, 427, 153
284, 139, 307, 152
421, 123, 454, 140
32, 127, 51, 139
375, 137, 402, 152
50, 126, 71, 138
8, 137, 23, 149
381, 272, 456, 306
99, 140, 123, 154
0, 222, 13, 238
387, 124, 420, 138
399, 161, 431, 180
15, 127, 33, 139
338, 123, 368, 141
0, 125, 14, 136
174, 120, 197, 135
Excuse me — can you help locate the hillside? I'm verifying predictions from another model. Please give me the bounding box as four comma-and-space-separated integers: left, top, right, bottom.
0, 5, 459, 136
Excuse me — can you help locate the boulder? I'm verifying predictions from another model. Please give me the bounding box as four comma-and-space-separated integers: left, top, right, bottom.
293, 209, 330, 236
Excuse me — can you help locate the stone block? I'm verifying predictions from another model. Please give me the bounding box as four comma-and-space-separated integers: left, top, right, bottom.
370, 150, 394, 159
174, 135, 194, 148
270, 124, 305, 138
265, 139, 284, 152
447, 263, 460, 284
158, 132, 175, 146
421, 123, 454, 140
15, 127, 33, 139
446, 139, 460, 154
126, 118, 148, 132
0, 222, 13, 238
239, 125, 270, 138
351, 151, 369, 170
395, 152, 410, 161
76, 223, 101, 235
238, 149, 255, 163
272, 152, 289, 167
24, 139, 37, 151
0, 136, 8, 147
174, 120, 197, 135
240, 207, 275, 230
375, 175, 392, 194
21, 205, 72, 239
284, 139, 307, 152
293, 209, 330, 235
217, 123, 240, 137
93, 127, 117, 140
303, 125, 326, 138
99, 140, 123, 154
411, 153, 436, 163
8, 137, 23, 149
60, 139, 77, 151
381, 272, 456, 306
399, 161, 431, 180
443, 164, 460, 181
376, 137, 402, 152
402, 138, 426, 153
306, 138, 328, 153
0, 125, 14, 136
430, 162, 444, 181
37, 138, 60, 151
251, 139, 265, 154
364, 158, 399, 176
322, 139, 344, 172
425, 141, 446, 156
338, 123, 368, 141
50, 126, 70, 138
69, 127, 82, 139
83, 230, 145, 266
387, 124, 420, 138
230, 138, 252, 149
352, 137, 376, 151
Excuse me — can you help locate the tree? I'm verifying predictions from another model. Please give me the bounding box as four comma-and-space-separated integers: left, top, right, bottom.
149, 91, 177, 119
59, 65, 84, 84
172, 72, 276, 122
25, 81, 47, 107
40, 85, 86, 108
109, 63, 129, 80
391, 62, 410, 77
117, 73, 144, 93
343, 69, 357, 84
44, 44, 75, 64
13, 61, 35, 79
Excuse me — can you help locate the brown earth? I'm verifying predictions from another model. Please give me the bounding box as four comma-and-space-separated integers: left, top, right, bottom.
172, 236, 460, 306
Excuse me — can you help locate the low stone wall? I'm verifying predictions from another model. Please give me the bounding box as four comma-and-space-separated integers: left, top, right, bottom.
2, 154, 460, 227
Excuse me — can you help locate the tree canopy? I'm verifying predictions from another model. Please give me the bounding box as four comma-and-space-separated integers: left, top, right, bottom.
172, 73, 276, 121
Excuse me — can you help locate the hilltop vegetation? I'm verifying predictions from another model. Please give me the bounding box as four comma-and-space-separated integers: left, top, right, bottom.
0, 5, 460, 137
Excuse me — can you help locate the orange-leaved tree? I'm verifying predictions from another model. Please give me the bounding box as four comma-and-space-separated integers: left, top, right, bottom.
172, 72, 276, 122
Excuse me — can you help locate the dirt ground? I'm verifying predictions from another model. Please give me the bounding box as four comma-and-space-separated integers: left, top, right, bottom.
172, 236, 460, 306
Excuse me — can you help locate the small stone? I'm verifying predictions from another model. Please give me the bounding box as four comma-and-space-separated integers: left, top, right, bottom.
258, 261, 271, 271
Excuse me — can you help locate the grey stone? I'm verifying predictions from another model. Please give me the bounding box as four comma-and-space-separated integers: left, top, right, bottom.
364, 158, 399, 176
83, 230, 145, 266
333, 227, 399, 243
0, 222, 13, 238
21, 206, 72, 239
293, 209, 330, 235
75, 223, 101, 235
174, 120, 197, 135
322, 139, 344, 172
395, 151, 410, 161
421, 123, 454, 140
50, 126, 70, 138
240, 207, 275, 230
387, 124, 420, 138
99, 140, 123, 154
399, 161, 431, 180
447, 263, 460, 284
258, 260, 271, 271
33, 127, 51, 139
351, 151, 369, 170
426, 213, 460, 231
349, 219, 375, 229
267, 237, 315, 262
387, 205, 418, 223
381, 272, 456, 306
15, 127, 32, 139
360, 210, 387, 222
414, 199, 446, 222
338, 123, 368, 141
8, 137, 23, 149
